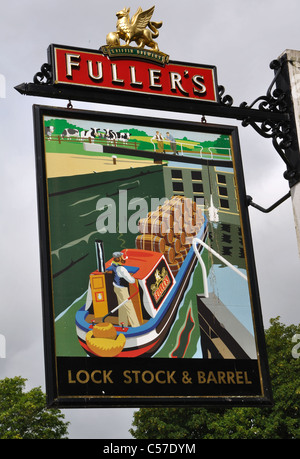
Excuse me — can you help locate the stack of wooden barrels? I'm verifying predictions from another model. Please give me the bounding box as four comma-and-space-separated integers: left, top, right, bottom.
135, 195, 205, 277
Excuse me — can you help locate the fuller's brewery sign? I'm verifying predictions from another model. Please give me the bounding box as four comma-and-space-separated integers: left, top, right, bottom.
20, 6, 272, 408
48, 6, 218, 105
50, 43, 218, 104
17, 6, 221, 112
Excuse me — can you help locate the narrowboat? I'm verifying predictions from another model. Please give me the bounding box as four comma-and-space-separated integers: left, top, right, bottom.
75, 196, 208, 358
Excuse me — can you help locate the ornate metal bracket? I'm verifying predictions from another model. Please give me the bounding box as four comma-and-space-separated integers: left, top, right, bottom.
33, 63, 52, 85
218, 85, 234, 107
239, 59, 300, 213
240, 60, 294, 174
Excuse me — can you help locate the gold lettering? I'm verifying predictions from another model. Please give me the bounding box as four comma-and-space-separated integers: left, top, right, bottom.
103, 370, 114, 384
167, 371, 177, 384
68, 370, 76, 384
197, 371, 206, 384
111, 63, 124, 84
227, 371, 236, 384
77, 370, 89, 384
149, 69, 162, 89
244, 371, 252, 384
132, 370, 141, 383
122, 370, 177, 384
192, 75, 207, 95
197, 370, 252, 384
236, 371, 244, 384
88, 61, 103, 81
65, 53, 81, 78
123, 370, 132, 384
130, 66, 143, 86
142, 371, 154, 384
155, 370, 166, 384
218, 371, 227, 384
67, 369, 114, 384
91, 370, 102, 384
153, 276, 170, 302
207, 371, 218, 384
169, 72, 189, 95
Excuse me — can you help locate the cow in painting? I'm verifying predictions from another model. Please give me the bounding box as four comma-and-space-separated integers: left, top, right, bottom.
61, 128, 80, 139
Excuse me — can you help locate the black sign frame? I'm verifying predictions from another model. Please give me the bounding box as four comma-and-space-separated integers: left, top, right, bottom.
33, 104, 272, 408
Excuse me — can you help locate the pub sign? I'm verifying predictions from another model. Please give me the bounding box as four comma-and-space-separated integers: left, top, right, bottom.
49, 43, 218, 105
24, 6, 220, 113
28, 6, 272, 408
33, 105, 272, 407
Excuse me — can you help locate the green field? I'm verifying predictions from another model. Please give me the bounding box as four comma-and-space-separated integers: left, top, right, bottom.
45, 133, 230, 158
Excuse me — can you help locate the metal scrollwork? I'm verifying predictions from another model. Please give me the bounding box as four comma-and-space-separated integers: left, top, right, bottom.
240, 60, 288, 114
33, 63, 52, 85
218, 85, 233, 107
240, 59, 293, 171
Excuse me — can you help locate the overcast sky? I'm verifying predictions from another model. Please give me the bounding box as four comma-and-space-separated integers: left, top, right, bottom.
1, 0, 300, 439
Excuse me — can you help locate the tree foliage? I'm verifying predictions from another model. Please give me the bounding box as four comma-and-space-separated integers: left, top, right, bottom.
130, 317, 300, 439
0, 377, 69, 439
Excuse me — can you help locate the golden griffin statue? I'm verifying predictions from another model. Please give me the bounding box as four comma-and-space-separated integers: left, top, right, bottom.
106, 6, 163, 52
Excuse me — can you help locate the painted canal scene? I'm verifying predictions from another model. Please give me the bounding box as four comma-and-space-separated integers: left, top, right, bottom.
43, 113, 257, 362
